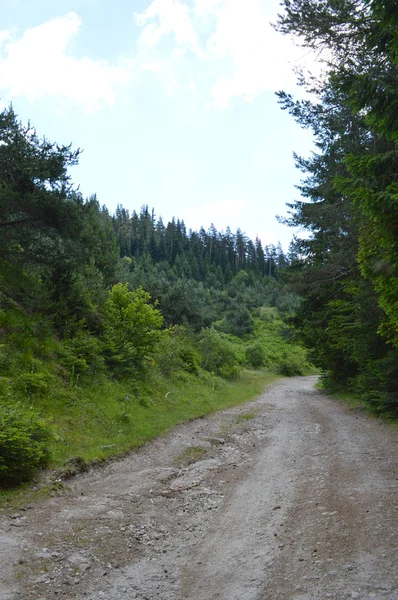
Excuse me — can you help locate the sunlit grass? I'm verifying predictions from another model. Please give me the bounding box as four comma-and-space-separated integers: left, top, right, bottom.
47, 369, 278, 466
0, 368, 279, 509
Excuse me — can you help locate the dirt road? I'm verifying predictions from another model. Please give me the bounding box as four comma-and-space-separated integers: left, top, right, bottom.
1, 376, 397, 600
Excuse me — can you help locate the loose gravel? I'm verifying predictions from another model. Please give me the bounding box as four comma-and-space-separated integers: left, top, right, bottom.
1, 376, 397, 600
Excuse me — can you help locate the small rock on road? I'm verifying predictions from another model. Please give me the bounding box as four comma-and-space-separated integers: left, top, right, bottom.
1, 376, 397, 600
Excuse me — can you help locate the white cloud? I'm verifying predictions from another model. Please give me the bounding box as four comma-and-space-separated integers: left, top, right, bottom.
0, 28, 14, 46
0, 3, 315, 113
0, 13, 130, 112
135, 0, 200, 53
204, 0, 298, 108
134, 0, 205, 97
134, 0, 302, 109
194, 0, 224, 17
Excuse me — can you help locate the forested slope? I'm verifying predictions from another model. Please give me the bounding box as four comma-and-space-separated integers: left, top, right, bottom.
0, 106, 309, 487
276, 0, 398, 415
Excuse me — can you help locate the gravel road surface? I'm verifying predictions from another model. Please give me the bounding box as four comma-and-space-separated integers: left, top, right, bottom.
1, 376, 397, 600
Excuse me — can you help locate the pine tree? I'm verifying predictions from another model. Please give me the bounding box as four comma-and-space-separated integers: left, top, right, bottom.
276, 0, 398, 412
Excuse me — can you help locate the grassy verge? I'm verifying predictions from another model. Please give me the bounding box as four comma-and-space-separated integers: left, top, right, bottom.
48, 369, 279, 465
0, 369, 279, 506
316, 380, 398, 428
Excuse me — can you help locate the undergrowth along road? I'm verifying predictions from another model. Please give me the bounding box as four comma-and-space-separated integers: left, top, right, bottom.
0, 376, 397, 600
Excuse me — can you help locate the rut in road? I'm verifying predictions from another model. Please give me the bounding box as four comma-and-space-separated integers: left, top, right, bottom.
0, 376, 397, 600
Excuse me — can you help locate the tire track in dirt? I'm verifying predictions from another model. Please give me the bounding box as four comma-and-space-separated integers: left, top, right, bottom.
0, 376, 397, 600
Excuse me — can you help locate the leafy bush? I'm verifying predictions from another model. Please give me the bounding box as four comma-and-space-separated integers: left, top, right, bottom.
275, 291, 301, 314
60, 333, 104, 377
0, 376, 12, 398
179, 345, 200, 373
0, 404, 53, 485
223, 304, 254, 337
245, 342, 266, 368
199, 328, 240, 379
251, 310, 312, 375
15, 372, 49, 396
102, 283, 164, 372
277, 347, 309, 376
355, 350, 398, 416
155, 331, 184, 376
155, 328, 200, 376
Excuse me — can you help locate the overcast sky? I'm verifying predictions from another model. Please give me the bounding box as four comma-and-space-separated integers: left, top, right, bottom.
0, 0, 315, 249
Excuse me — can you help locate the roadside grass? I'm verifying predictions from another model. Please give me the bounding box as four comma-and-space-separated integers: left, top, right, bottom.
316, 379, 371, 412
331, 391, 369, 411
316, 380, 398, 429
46, 369, 279, 468
339, 393, 398, 429
0, 369, 279, 507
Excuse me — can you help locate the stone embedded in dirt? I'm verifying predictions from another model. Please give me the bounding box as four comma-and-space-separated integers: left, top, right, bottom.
35, 551, 51, 559
2, 377, 398, 600
105, 509, 124, 519
206, 437, 225, 446
77, 563, 91, 573
67, 552, 93, 575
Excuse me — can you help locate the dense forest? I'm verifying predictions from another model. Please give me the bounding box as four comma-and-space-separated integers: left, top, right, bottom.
0, 105, 309, 486
276, 0, 398, 415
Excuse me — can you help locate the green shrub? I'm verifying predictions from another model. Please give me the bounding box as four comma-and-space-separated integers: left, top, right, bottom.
155, 331, 184, 376
0, 377, 12, 398
277, 347, 309, 376
245, 342, 266, 368
223, 305, 254, 336
0, 344, 8, 371
15, 372, 49, 396
102, 284, 163, 372
179, 345, 200, 373
155, 328, 200, 376
199, 328, 240, 379
0, 404, 53, 486
354, 350, 398, 416
60, 333, 104, 377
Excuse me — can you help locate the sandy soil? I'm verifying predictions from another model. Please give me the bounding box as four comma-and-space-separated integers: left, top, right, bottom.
1, 376, 397, 600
